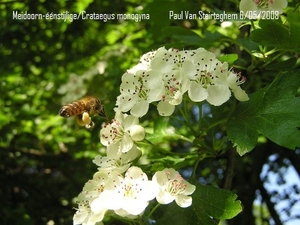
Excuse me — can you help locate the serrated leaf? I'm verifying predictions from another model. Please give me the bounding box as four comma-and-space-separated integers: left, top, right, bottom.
193, 184, 242, 220
155, 202, 217, 225
227, 70, 300, 155
155, 183, 241, 225
250, 11, 300, 51
250, 19, 289, 49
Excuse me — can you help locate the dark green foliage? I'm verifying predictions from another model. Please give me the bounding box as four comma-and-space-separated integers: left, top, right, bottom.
1, 0, 300, 224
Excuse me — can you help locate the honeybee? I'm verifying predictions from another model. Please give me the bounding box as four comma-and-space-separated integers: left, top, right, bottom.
59, 96, 107, 129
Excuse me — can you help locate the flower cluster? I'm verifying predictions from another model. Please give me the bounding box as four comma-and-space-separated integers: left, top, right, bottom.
73, 46, 250, 224
240, 0, 288, 18
116, 47, 248, 117
100, 111, 145, 153
73, 111, 196, 225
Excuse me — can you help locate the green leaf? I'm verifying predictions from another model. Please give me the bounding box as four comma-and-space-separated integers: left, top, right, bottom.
218, 54, 238, 65
250, 19, 289, 49
250, 11, 300, 51
155, 202, 216, 225
193, 184, 242, 220
227, 70, 300, 155
151, 156, 185, 165
161, 27, 223, 48
155, 183, 242, 225
162, 26, 203, 46
287, 10, 300, 50
265, 57, 297, 71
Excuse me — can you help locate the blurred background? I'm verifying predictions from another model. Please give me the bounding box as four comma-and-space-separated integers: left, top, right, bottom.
0, 0, 299, 224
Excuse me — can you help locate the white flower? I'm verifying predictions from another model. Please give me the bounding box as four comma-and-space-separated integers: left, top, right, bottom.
240, 0, 288, 18
183, 49, 248, 106
93, 145, 142, 173
73, 200, 104, 225
116, 69, 164, 117
117, 47, 249, 116
100, 111, 145, 153
128, 48, 158, 73
157, 69, 190, 116
150, 48, 190, 116
92, 166, 158, 217
227, 71, 249, 101
152, 168, 196, 208
184, 49, 221, 104
73, 171, 114, 225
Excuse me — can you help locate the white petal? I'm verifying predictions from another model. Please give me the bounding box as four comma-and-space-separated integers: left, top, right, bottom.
107, 141, 121, 153
120, 199, 149, 215
142, 180, 160, 201
129, 125, 145, 141
100, 125, 112, 146
125, 166, 147, 180
106, 145, 120, 159
96, 190, 121, 210
169, 90, 183, 105
90, 194, 107, 214
151, 57, 173, 73
152, 170, 168, 185
120, 132, 134, 153
227, 73, 249, 101
116, 93, 137, 112
147, 71, 164, 102
175, 195, 192, 208
156, 190, 175, 204
188, 81, 208, 102
89, 213, 105, 225
130, 100, 149, 117
206, 84, 231, 106
239, 0, 257, 13
232, 86, 249, 101
157, 101, 175, 116
114, 208, 139, 218
181, 75, 191, 94
123, 115, 139, 130
73, 208, 89, 224
121, 145, 142, 164
128, 63, 148, 73
184, 183, 196, 195
270, 0, 288, 12
182, 60, 198, 78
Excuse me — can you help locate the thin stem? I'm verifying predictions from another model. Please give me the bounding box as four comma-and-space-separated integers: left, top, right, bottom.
263, 50, 287, 67
142, 138, 197, 156
197, 102, 203, 135
177, 103, 197, 136
144, 203, 161, 222
206, 118, 228, 131
191, 156, 201, 180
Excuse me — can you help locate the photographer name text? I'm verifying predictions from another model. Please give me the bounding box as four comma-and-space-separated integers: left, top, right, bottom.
169, 10, 280, 21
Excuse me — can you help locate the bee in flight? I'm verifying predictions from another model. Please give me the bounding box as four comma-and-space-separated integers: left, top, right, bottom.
59, 96, 107, 129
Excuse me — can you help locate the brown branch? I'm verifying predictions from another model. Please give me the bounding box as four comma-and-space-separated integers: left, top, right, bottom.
258, 181, 283, 225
